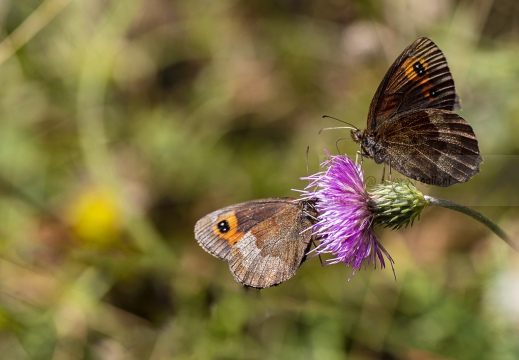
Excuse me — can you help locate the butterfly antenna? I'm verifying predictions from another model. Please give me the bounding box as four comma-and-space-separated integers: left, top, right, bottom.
318, 126, 356, 134
322, 115, 358, 129
318, 116, 358, 134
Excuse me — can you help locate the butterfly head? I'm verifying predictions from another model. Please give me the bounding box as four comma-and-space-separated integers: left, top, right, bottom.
351, 129, 385, 163
300, 199, 318, 222
350, 129, 363, 143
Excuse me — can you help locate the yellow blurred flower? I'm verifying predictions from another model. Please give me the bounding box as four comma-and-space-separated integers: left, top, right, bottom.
67, 187, 122, 248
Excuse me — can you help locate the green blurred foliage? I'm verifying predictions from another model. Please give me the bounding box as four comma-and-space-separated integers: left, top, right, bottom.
0, 0, 518, 359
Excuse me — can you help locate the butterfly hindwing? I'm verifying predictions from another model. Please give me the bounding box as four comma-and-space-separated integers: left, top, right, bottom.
194, 198, 317, 288
375, 109, 482, 186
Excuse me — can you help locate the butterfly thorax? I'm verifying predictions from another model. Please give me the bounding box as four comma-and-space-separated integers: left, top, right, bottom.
350, 129, 386, 164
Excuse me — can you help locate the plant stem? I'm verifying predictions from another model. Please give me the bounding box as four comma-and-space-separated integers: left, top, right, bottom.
425, 196, 518, 252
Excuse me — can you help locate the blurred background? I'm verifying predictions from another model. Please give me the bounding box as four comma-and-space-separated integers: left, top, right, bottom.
1, 0, 519, 359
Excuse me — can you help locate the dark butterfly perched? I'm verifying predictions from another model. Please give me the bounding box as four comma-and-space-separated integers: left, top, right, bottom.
350, 37, 482, 187
194, 198, 317, 288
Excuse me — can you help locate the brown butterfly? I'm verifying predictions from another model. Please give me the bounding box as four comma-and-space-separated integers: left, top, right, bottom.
194, 198, 317, 288
350, 37, 482, 187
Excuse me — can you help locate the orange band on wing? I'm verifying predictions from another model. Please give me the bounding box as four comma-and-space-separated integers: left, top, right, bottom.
403, 57, 429, 84
402, 57, 438, 100
212, 213, 245, 246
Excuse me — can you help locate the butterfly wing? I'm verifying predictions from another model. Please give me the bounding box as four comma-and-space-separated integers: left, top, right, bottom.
375, 109, 482, 186
194, 198, 316, 288
367, 37, 460, 133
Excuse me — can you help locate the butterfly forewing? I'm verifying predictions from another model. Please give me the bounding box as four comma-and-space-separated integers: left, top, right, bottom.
367, 37, 460, 132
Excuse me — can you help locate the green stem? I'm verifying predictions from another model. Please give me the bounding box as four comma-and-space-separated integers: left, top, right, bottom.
425, 196, 518, 252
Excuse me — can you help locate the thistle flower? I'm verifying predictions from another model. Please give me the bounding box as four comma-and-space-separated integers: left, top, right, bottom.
299, 153, 395, 277
299, 152, 516, 279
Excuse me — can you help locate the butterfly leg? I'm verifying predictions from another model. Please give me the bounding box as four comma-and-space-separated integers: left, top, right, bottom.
355, 150, 364, 166
388, 159, 393, 183
388, 159, 397, 190
381, 160, 394, 185
316, 245, 324, 267
306, 238, 325, 266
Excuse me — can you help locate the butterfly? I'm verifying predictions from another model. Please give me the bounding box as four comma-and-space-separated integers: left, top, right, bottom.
194, 198, 317, 288
350, 37, 482, 187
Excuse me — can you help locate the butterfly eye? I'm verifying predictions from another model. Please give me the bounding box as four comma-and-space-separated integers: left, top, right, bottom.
217, 220, 231, 233
413, 61, 426, 76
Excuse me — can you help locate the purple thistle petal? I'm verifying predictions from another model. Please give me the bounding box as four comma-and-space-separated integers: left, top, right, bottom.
299, 152, 394, 278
